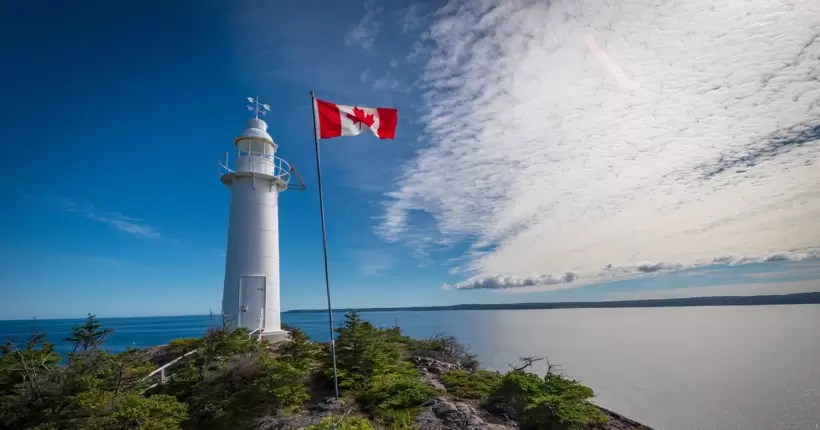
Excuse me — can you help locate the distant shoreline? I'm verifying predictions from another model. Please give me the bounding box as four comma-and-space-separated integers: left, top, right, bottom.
284, 291, 820, 314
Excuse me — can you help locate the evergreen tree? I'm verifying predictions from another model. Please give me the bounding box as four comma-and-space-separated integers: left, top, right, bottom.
64, 313, 113, 353
333, 312, 378, 389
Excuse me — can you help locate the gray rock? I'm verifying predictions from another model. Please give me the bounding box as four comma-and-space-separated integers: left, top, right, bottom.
252, 397, 348, 429
415, 397, 518, 430
423, 374, 447, 391
312, 396, 343, 413
413, 356, 459, 375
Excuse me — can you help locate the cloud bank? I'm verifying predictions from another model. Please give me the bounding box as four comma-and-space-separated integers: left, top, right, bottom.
380, 0, 820, 290
446, 248, 820, 291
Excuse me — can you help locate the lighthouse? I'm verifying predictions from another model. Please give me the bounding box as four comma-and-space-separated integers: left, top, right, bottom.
218, 97, 304, 342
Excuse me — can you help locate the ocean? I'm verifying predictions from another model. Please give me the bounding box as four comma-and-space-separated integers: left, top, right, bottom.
1, 305, 818, 430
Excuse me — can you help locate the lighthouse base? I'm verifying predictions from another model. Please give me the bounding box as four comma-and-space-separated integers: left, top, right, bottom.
261, 330, 290, 344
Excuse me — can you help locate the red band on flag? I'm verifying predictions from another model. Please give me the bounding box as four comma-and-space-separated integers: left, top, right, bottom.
376, 108, 398, 139
316, 99, 342, 139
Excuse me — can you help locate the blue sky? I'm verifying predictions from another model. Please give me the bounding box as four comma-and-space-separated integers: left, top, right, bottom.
1, 0, 818, 319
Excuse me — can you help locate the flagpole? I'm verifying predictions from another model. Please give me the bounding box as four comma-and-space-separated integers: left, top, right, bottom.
310, 90, 340, 400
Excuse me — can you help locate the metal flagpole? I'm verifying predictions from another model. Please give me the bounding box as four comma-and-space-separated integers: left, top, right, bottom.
310, 90, 340, 399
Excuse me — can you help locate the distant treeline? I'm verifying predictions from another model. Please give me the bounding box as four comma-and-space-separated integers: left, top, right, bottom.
284, 292, 820, 314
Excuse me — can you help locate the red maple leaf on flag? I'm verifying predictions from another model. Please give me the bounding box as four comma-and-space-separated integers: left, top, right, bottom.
346, 107, 376, 130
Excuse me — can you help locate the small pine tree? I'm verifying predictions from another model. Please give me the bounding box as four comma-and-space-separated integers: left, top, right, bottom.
333, 312, 378, 390
64, 313, 113, 353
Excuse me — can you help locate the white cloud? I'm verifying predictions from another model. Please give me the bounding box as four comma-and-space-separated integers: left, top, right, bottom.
345, 0, 383, 51
399, 4, 423, 34
85, 211, 160, 239
380, 0, 820, 290
59, 197, 160, 239
444, 272, 578, 291
445, 248, 820, 291
372, 74, 410, 93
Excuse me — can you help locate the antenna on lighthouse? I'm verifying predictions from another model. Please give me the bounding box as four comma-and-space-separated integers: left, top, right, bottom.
247, 96, 271, 119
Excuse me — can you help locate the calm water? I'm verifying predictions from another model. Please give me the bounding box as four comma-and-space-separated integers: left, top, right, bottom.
1, 305, 818, 430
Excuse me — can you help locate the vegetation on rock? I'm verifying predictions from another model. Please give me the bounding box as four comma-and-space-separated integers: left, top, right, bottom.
439, 369, 502, 400
1, 312, 614, 430
307, 415, 375, 430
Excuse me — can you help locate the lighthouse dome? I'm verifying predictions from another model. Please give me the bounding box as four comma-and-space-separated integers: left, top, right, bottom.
235, 118, 275, 146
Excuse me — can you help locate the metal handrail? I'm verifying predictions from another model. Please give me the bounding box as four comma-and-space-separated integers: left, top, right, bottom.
142, 348, 199, 381
139, 348, 200, 393
218, 152, 292, 184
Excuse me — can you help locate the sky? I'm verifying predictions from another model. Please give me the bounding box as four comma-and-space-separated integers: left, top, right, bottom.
0, 0, 818, 319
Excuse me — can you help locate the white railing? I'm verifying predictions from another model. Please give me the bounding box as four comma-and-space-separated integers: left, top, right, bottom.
218, 152, 292, 184
248, 308, 264, 341
140, 348, 200, 392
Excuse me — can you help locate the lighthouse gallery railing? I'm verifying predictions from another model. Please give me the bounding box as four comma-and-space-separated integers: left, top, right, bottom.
218, 150, 292, 184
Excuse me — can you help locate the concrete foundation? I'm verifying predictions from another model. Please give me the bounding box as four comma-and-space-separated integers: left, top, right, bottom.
261, 330, 291, 344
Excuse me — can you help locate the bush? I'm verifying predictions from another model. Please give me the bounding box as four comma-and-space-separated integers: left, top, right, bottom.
184, 354, 310, 429
70, 391, 188, 430
487, 370, 606, 430
329, 312, 439, 428
167, 338, 203, 355
440, 369, 501, 400
277, 328, 320, 371
358, 372, 436, 428
0, 322, 184, 430
307, 415, 375, 430
332, 313, 411, 391
200, 327, 264, 361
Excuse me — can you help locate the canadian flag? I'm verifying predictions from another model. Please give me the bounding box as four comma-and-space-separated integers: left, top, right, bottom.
314, 98, 398, 140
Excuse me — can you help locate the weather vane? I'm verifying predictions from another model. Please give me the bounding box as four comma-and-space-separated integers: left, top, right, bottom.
247, 96, 271, 119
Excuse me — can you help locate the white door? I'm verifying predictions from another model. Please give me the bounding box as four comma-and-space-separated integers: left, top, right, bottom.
238, 275, 266, 330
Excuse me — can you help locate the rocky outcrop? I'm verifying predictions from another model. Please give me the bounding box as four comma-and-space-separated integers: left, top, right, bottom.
252, 397, 345, 430
412, 357, 518, 429
413, 356, 458, 391
595, 407, 653, 430
413, 356, 460, 375
415, 397, 518, 430
412, 356, 652, 430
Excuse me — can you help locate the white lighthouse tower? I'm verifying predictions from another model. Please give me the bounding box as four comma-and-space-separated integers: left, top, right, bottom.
218, 97, 305, 342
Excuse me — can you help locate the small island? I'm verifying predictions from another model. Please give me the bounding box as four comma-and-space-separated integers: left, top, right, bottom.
0, 313, 651, 429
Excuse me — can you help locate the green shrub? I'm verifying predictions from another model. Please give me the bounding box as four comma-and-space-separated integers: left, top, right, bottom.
308, 415, 375, 430
278, 328, 321, 371
440, 369, 501, 399
487, 370, 546, 417
487, 370, 607, 430
332, 312, 413, 391
358, 372, 436, 428
70, 391, 188, 430
249, 358, 311, 414
184, 354, 310, 429
329, 312, 440, 428
167, 338, 203, 355
200, 327, 264, 361
523, 393, 607, 430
